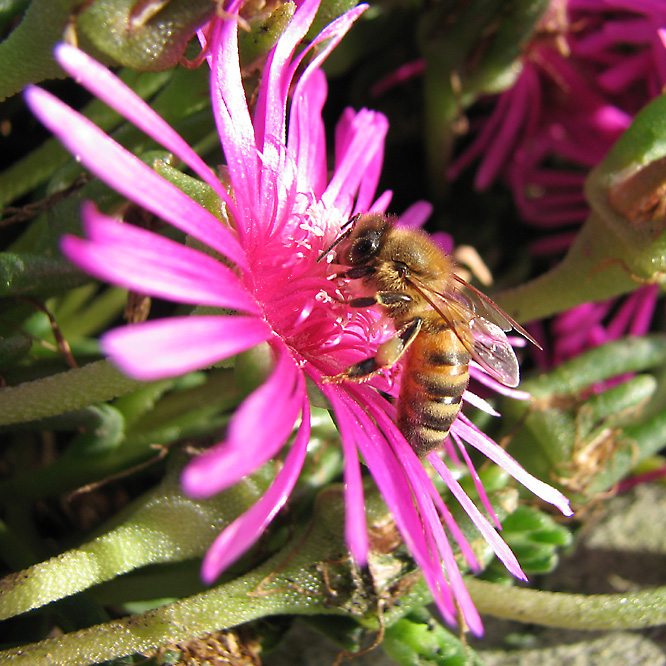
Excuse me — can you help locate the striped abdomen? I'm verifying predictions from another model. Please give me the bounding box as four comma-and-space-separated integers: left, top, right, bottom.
397, 325, 470, 456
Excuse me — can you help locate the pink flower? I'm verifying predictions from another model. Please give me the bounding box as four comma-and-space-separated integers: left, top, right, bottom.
449, 1, 663, 368
25, 0, 571, 635
531, 284, 661, 373
449, 0, 666, 253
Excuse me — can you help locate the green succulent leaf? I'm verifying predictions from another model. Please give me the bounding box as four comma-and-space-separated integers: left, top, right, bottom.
239, 2, 296, 68
503, 337, 666, 501
383, 609, 484, 666
0, 0, 73, 102
0, 251, 89, 299
77, 0, 214, 71
0, 359, 143, 426
0, 460, 274, 621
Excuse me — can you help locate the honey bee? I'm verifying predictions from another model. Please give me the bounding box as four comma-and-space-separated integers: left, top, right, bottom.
319, 213, 539, 457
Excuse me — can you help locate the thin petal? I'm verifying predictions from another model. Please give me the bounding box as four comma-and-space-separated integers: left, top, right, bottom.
102, 316, 271, 380
343, 387, 462, 629
462, 390, 500, 417
324, 109, 389, 211
456, 415, 574, 517
320, 381, 369, 564
397, 201, 434, 229
287, 69, 328, 196
428, 453, 527, 581
427, 482, 481, 572
361, 428, 459, 627
61, 203, 259, 314
24, 86, 247, 271
452, 431, 501, 529
367, 189, 393, 215
54, 43, 231, 204
254, 0, 320, 160
200, 399, 310, 582
182, 350, 304, 497
287, 4, 369, 100
365, 395, 483, 635
209, 19, 260, 238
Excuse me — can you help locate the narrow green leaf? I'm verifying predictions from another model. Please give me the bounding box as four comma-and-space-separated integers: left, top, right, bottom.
0, 0, 72, 102
77, 0, 214, 71
0, 463, 273, 621
0, 251, 88, 299
0, 359, 142, 426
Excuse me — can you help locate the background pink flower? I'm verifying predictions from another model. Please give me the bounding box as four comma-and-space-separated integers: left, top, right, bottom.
447, 0, 664, 367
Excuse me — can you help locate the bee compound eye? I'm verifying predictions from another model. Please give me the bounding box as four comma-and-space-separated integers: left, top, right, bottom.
350, 231, 381, 264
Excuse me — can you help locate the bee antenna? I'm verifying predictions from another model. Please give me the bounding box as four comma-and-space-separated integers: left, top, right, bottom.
316, 213, 362, 263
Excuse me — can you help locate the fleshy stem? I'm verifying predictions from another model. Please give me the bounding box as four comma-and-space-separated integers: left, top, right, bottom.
495, 210, 645, 323
6, 538, 666, 665
0, 487, 360, 666
0, 466, 267, 621
0, 553, 339, 666
467, 578, 666, 630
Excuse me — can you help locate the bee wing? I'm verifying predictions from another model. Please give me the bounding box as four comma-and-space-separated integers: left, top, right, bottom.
452, 274, 541, 348
410, 274, 529, 387
468, 315, 520, 387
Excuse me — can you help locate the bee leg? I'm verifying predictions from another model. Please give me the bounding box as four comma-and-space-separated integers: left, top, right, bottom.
376, 292, 414, 307
346, 292, 412, 309
347, 297, 378, 308
329, 291, 411, 310
324, 317, 422, 383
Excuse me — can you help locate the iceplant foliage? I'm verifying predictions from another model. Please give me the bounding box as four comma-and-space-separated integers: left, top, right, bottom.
25, 0, 571, 635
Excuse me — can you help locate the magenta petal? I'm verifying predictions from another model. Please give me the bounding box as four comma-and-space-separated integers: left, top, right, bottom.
361, 433, 459, 626
369, 189, 393, 214
339, 423, 368, 564
344, 392, 462, 629
320, 382, 369, 565
254, 0, 320, 161
288, 69, 328, 196
24, 86, 247, 271
287, 4, 369, 99
372, 407, 483, 635
182, 350, 304, 497
209, 19, 260, 236
427, 483, 481, 573
359, 391, 488, 634
200, 400, 310, 582
428, 453, 526, 581
397, 201, 434, 229
325, 109, 389, 211
101, 316, 271, 380
452, 432, 501, 529
54, 43, 231, 204
61, 203, 259, 314
456, 415, 574, 517
462, 391, 500, 417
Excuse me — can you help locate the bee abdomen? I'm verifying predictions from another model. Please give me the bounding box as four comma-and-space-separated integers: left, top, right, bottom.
397, 330, 470, 457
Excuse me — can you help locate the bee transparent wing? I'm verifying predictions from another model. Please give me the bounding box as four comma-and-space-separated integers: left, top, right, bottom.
452, 274, 541, 347
468, 316, 520, 387
410, 273, 531, 387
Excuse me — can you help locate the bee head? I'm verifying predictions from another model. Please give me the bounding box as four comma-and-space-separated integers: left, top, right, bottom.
318, 213, 391, 266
